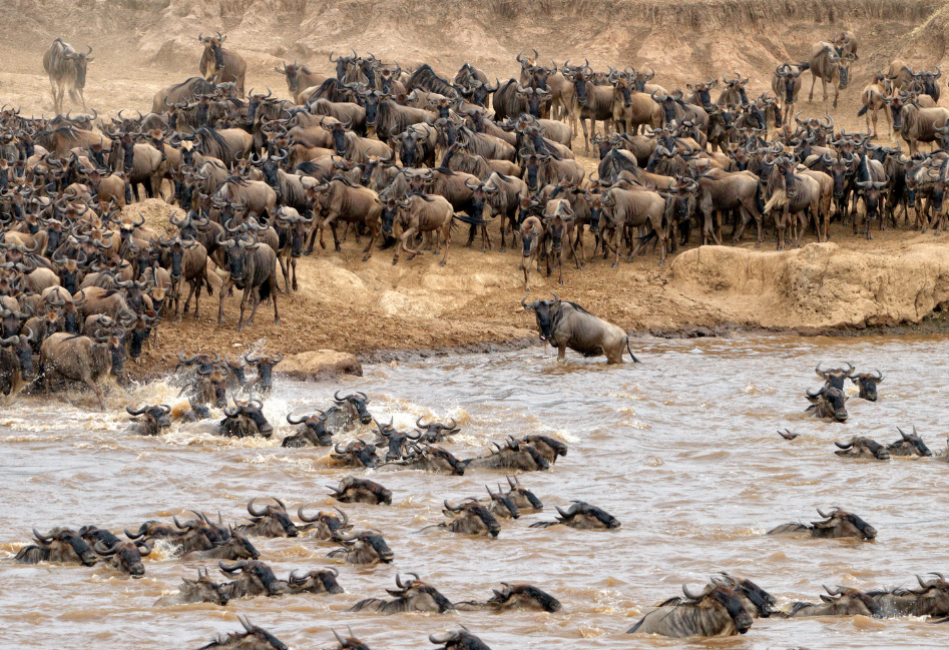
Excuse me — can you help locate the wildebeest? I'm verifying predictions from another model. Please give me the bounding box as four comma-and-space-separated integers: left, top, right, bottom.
43, 38, 94, 113
767, 507, 876, 540
457, 583, 562, 612
429, 629, 492, 650
198, 32, 247, 96
850, 369, 883, 401
893, 96, 949, 155
193, 617, 288, 650
327, 476, 393, 505
328, 530, 394, 565
522, 294, 639, 363
350, 573, 455, 613
297, 504, 353, 541
284, 568, 345, 595
772, 63, 808, 125
464, 437, 550, 471
219, 400, 273, 438
384, 193, 454, 266
834, 436, 890, 460
282, 410, 331, 447
216, 235, 279, 332
327, 629, 371, 650
657, 573, 776, 619
276, 61, 329, 101
414, 416, 461, 443
887, 426, 932, 457
389, 443, 467, 475
805, 386, 848, 422
480, 485, 520, 519
0, 329, 36, 399
154, 568, 229, 606
870, 573, 949, 619
807, 41, 856, 109
372, 418, 421, 461
816, 361, 854, 390
93, 539, 151, 577
518, 434, 567, 464
857, 74, 893, 138
627, 579, 753, 637
237, 497, 299, 537
15, 527, 98, 565
500, 475, 544, 512
245, 353, 282, 393
219, 559, 285, 599
331, 439, 379, 468
324, 390, 373, 433
40, 331, 120, 410
422, 499, 502, 537
530, 501, 620, 530
787, 584, 881, 618
125, 403, 172, 436
179, 529, 261, 562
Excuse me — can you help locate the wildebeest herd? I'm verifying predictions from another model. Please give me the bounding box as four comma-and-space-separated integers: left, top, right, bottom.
2, 25, 945, 648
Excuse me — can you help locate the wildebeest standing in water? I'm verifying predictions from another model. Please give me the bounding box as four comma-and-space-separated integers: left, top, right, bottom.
522, 294, 639, 363
767, 507, 876, 540
43, 38, 93, 113
627, 579, 753, 637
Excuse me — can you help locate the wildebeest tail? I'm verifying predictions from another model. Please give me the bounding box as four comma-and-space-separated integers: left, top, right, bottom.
626, 337, 640, 363
755, 182, 764, 216
452, 213, 486, 226
797, 61, 810, 71
857, 104, 870, 117
626, 617, 646, 634
259, 277, 272, 302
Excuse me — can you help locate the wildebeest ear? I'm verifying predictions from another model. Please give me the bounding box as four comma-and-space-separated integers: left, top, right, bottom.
819, 594, 835, 602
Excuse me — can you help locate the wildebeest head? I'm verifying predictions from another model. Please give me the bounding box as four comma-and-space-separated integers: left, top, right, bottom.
331, 530, 394, 564
207, 617, 289, 650
834, 436, 890, 460
284, 410, 331, 447
374, 417, 421, 461
32, 527, 98, 566
442, 499, 502, 537
219, 559, 285, 597
521, 293, 562, 342
835, 51, 857, 89
297, 504, 353, 540
504, 475, 544, 511
888, 425, 932, 457
810, 508, 876, 540
179, 568, 229, 605
484, 485, 520, 519
0, 328, 35, 380
329, 629, 371, 650
94, 539, 151, 577
334, 390, 373, 424
244, 497, 299, 537
351, 572, 455, 614
415, 416, 460, 443
195, 364, 228, 409
536, 501, 620, 530
805, 385, 848, 422
850, 369, 883, 401
66, 44, 94, 89
125, 403, 172, 435
429, 628, 491, 650
199, 32, 226, 71
520, 434, 567, 463
173, 511, 229, 546
717, 573, 776, 618
246, 353, 282, 392
327, 476, 393, 505
685, 580, 754, 634
286, 567, 345, 594
223, 400, 273, 438
791, 584, 881, 617
78, 524, 122, 548
332, 439, 379, 468
487, 583, 562, 612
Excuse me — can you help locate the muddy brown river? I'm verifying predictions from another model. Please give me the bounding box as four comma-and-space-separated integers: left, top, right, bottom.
2, 334, 947, 649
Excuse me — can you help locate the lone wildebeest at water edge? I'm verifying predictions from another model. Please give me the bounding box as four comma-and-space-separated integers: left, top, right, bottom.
522, 294, 639, 363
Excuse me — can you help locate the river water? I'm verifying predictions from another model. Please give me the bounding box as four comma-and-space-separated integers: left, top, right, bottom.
1, 334, 947, 649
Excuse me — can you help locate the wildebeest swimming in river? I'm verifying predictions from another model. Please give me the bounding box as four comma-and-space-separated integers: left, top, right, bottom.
522, 293, 640, 363
350, 572, 455, 613
530, 501, 620, 529
834, 436, 890, 460
192, 616, 288, 650
627, 577, 753, 637
455, 583, 562, 612
785, 584, 881, 617
887, 426, 932, 457
327, 476, 393, 505
767, 507, 876, 540
805, 385, 848, 421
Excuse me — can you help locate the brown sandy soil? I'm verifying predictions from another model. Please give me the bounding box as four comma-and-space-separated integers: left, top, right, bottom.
5, 0, 949, 376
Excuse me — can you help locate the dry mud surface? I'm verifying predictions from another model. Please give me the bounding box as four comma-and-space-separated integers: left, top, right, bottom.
6, 0, 949, 374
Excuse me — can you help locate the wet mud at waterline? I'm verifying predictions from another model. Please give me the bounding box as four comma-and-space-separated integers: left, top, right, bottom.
2, 334, 948, 649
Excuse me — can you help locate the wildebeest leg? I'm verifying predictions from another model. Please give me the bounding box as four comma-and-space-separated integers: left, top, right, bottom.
439, 221, 451, 267
218, 281, 230, 324
465, 223, 477, 248
361, 226, 379, 262
82, 370, 106, 411
568, 227, 582, 269
557, 344, 566, 362
290, 258, 298, 291
807, 72, 818, 103
236, 286, 250, 332
581, 116, 591, 156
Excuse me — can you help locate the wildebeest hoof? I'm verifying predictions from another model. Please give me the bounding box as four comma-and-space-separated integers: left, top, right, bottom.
392, 259, 398, 265
439, 260, 446, 267
362, 256, 369, 262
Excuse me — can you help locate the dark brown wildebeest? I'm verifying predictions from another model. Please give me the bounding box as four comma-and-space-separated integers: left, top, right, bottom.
327, 476, 392, 505
458, 583, 562, 612
815, 361, 854, 390
627, 578, 753, 637
424, 500, 501, 537
522, 294, 639, 363
857, 74, 892, 138
154, 569, 229, 606
198, 32, 246, 96
694, 170, 763, 246
807, 41, 856, 109
530, 501, 620, 529
350, 573, 455, 613
886, 426, 932, 457
15, 527, 99, 566
93, 539, 151, 577
772, 63, 808, 126
193, 618, 288, 650
0, 329, 36, 400
216, 234, 279, 332
276, 61, 328, 103
158, 236, 208, 321
328, 530, 394, 565
804, 385, 848, 421
429, 629, 491, 650
850, 368, 883, 401
787, 585, 881, 618
43, 39, 93, 113
834, 436, 890, 460
767, 507, 876, 539
237, 497, 299, 538
763, 157, 822, 249
871, 574, 949, 619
